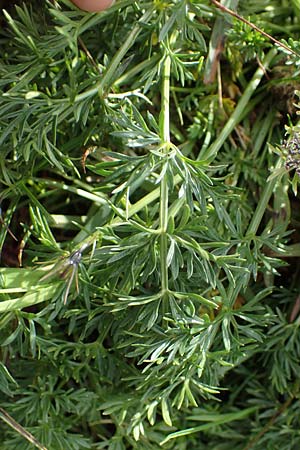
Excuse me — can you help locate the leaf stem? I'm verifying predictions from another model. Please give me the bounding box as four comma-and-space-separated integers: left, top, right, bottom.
74, 7, 155, 101
160, 54, 172, 301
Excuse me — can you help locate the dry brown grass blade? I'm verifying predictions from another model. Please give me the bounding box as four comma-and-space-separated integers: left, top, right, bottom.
0, 407, 48, 450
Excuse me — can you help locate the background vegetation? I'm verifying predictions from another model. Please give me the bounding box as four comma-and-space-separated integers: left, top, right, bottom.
0, 0, 300, 449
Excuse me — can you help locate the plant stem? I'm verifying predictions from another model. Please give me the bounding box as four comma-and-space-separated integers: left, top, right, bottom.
210, 0, 300, 57
74, 7, 155, 101
246, 157, 283, 236
160, 54, 171, 303
200, 48, 277, 160
0, 408, 47, 450
243, 383, 299, 450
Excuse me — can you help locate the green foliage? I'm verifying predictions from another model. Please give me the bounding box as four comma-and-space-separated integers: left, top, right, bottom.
227, 19, 269, 65
0, 0, 300, 449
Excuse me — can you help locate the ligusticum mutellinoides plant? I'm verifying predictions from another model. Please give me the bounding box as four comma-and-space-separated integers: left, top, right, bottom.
0, 1, 300, 449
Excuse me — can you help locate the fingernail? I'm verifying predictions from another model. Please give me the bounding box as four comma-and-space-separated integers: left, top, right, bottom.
70, 0, 115, 12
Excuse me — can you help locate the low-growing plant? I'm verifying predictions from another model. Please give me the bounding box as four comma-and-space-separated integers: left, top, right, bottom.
0, 1, 300, 449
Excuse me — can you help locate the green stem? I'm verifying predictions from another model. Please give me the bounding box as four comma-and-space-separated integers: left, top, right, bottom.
200, 48, 277, 160
160, 57, 171, 144
114, 54, 161, 87
160, 54, 172, 299
247, 157, 283, 236
74, 7, 155, 101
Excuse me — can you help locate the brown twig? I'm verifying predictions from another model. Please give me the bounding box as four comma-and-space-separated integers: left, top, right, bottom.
78, 37, 102, 74
243, 380, 300, 450
243, 395, 294, 450
289, 295, 300, 322
210, 0, 300, 58
0, 407, 48, 450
